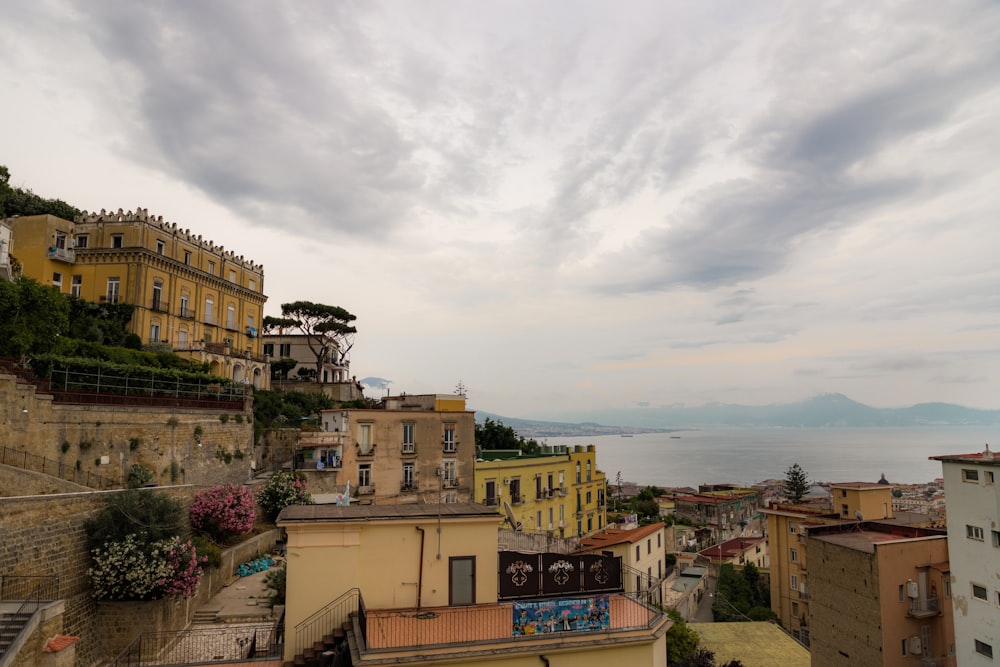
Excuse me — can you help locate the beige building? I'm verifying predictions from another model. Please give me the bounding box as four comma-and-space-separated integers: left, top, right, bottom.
300, 394, 475, 503
673, 488, 762, 543
6, 210, 269, 386
806, 522, 953, 667
763, 481, 895, 646
474, 445, 607, 538
263, 332, 351, 384
578, 523, 668, 606
277, 503, 670, 667
697, 535, 768, 570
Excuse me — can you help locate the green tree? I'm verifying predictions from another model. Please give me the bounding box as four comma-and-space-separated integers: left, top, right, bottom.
632, 487, 661, 520
257, 471, 312, 521
263, 301, 357, 381
0, 276, 70, 358
474, 417, 540, 455
270, 357, 297, 381
712, 562, 777, 623
84, 489, 185, 552
665, 607, 700, 665
783, 462, 810, 504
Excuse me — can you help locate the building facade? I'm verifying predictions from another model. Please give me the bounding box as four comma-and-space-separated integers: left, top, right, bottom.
578, 523, 668, 606
806, 522, 953, 667
474, 445, 607, 538
7, 210, 269, 385
302, 394, 476, 504
673, 489, 762, 543
930, 448, 1000, 665
277, 503, 670, 667
262, 332, 351, 384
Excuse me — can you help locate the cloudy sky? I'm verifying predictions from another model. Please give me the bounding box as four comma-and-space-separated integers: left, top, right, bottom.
2, 1, 999, 419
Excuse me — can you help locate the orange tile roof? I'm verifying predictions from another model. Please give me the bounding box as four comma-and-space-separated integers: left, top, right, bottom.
577, 523, 664, 550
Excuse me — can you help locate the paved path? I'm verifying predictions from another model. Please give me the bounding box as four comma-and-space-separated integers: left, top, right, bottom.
198, 558, 284, 624
692, 576, 717, 623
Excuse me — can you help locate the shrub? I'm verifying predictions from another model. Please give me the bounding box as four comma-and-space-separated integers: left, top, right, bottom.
158, 538, 207, 599
126, 464, 154, 489
191, 535, 223, 569
88, 534, 172, 600
85, 490, 184, 551
189, 484, 256, 541
257, 472, 312, 521
219, 413, 230, 424
263, 565, 286, 606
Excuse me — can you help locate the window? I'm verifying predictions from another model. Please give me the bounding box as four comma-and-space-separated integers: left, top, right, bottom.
358, 463, 371, 487
841, 489, 847, 498
841, 504, 849, 517
791, 574, 799, 591
899, 584, 905, 602
249, 278, 256, 291
559, 471, 565, 488
279, 343, 291, 357
152, 281, 163, 311
975, 640, 993, 658
180, 294, 190, 318
106, 277, 120, 304
71, 275, 82, 297
972, 583, 988, 601
993, 530, 1000, 548
945, 580, 951, 598
177, 329, 188, 348
901, 639, 908, 657
247, 314, 255, 330
443, 425, 456, 452
586, 460, 592, 481
402, 423, 415, 452
586, 491, 592, 505
576, 490, 582, 512
987, 471, 995, 485
111, 234, 123, 248
156, 239, 165, 254
207, 261, 216, 275
576, 462, 581, 484
54, 231, 67, 249
967, 525, 984, 541
449, 556, 475, 606
962, 468, 980, 483
647, 538, 651, 554
359, 424, 372, 455
790, 548, 798, 563
402, 462, 415, 489
75, 234, 88, 248
791, 601, 799, 617
263, 343, 274, 357
789, 522, 797, 534
548, 507, 553, 527
226, 303, 236, 329
149, 323, 160, 343
228, 269, 236, 282
184, 251, 191, 265
635, 545, 640, 560
52, 272, 63, 289
443, 460, 456, 486
658, 533, 662, 548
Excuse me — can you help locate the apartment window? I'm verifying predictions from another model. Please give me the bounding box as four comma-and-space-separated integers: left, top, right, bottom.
111, 234, 123, 248
586, 491, 593, 505
249, 278, 256, 291
576, 490, 582, 513
789, 522, 797, 534
402, 423, 415, 452
359, 424, 372, 455
841, 489, 847, 498
358, 463, 371, 487
635, 545, 640, 561
443, 425, 456, 452
184, 250, 191, 265
226, 303, 236, 329
180, 294, 190, 318
967, 525, 984, 541
575, 462, 581, 484
402, 462, 414, 489
587, 516, 593, 532
443, 460, 456, 486
263, 343, 274, 356
975, 640, 993, 658
972, 583, 988, 601
279, 343, 291, 357
790, 548, 798, 563
247, 314, 255, 330
204, 297, 214, 324
207, 260, 216, 275
177, 329, 188, 348
576, 520, 582, 536
647, 538, 651, 554
228, 269, 236, 282
510, 478, 521, 504
52, 272, 63, 289
791, 601, 799, 617
987, 471, 995, 485
658, 533, 662, 548
156, 239, 165, 254
559, 471, 565, 488
945, 580, 951, 598
841, 504, 849, 517
899, 584, 905, 602
54, 231, 67, 249
586, 460, 592, 481
449, 556, 476, 606
901, 639, 907, 657
992, 530, 1000, 547
74, 234, 88, 249
149, 322, 160, 343
70, 275, 81, 297
152, 281, 163, 311
548, 507, 553, 527
791, 574, 799, 591
962, 468, 979, 483
106, 277, 120, 304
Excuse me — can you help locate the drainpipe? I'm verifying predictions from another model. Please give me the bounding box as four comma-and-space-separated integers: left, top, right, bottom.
539, 655, 550, 667
415, 526, 425, 609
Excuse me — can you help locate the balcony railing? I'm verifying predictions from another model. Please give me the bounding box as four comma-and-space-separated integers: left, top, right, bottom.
149, 299, 169, 313
485, 496, 498, 507
178, 306, 194, 319
908, 596, 941, 618
108, 622, 282, 667
46, 246, 75, 263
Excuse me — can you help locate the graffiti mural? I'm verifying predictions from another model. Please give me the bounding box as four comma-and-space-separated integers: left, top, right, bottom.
511, 595, 611, 636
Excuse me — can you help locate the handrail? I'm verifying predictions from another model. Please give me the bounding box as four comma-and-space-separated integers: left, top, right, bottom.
0, 446, 112, 490
292, 588, 360, 658
0, 582, 50, 660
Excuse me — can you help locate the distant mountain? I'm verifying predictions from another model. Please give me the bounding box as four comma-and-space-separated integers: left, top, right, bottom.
478, 394, 1000, 436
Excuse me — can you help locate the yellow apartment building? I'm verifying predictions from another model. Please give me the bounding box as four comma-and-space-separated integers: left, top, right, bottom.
302, 394, 476, 503
806, 522, 953, 667
764, 482, 895, 646
7, 210, 268, 386
277, 503, 670, 667
474, 445, 607, 538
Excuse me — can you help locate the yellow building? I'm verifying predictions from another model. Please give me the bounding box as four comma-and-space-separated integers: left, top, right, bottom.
277, 503, 670, 667
7, 210, 268, 386
303, 394, 476, 503
764, 482, 895, 646
579, 523, 669, 606
474, 445, 607, 538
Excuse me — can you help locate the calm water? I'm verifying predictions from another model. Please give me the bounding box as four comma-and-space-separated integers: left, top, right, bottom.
547, 426, 999, 488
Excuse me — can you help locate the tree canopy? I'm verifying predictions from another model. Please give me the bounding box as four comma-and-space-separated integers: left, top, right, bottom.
712, 562, 777, 623
264, 301, 357, 381
0, 276, 69, 358
783, 462, 810, 504
0, 164, 80, 219
474, 417, 541, 455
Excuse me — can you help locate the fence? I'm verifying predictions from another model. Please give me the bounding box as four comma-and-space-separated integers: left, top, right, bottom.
0, 446, 113, 490
107, 622, 283, 667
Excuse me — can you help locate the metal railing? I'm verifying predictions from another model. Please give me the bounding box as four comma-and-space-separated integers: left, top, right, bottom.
0, 446, 113, 490
292, 588, 361, 659
107, 622, 282, 667
0, 581, 54, 660
0, 576, 59, 601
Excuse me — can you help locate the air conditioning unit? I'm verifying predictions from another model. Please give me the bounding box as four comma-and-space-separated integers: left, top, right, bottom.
907, 581, 919, 599
908, 636, 922, 655
503, 478, 510, 485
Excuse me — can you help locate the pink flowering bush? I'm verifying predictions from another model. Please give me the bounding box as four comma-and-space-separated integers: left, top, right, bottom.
190, 484, 256, 542
158, 538, 207, 599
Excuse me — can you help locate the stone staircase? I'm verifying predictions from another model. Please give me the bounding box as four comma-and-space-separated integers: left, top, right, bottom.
284, 625, 348, 667
191, 608, 221, 625
0, 611, 32, 658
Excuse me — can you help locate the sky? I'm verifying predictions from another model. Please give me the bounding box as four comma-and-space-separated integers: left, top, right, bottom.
2, 1, 999, 419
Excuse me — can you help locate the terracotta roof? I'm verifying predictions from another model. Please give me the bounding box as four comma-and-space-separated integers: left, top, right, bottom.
577, 523, 664, 551
43, 636, 80, 653
698, 536, 766, 560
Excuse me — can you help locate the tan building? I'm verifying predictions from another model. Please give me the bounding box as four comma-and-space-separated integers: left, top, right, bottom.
806, 522, 953, 667
578, 523, 668, 606
277, 503, 670, 667
763, 481, 894, 646
301, 394, 475, 504
673, 488, 762, 543
474, 445, 607, 538
263, 332, 351, 384
697, 535, 768, 570
7, 210, 269, 386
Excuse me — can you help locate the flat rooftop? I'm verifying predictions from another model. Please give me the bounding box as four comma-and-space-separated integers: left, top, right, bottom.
277, 502, 500, 523
694, 622, 809, 667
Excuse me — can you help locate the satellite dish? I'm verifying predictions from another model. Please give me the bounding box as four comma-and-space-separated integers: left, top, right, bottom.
503, 501, 521, 531
855, 510, 864, 522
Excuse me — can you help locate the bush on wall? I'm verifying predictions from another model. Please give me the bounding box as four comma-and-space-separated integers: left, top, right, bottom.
189, 484, 256, 542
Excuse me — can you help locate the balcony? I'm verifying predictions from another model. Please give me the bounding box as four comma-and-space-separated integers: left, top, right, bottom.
178, 306, 195, 319
443, 477, 460, 489
46, 246, 75, 263
442, 441, 457, 453
356, 443, 375, 458
511, 493, 524, 505
401, 443, 416, 455
907, 596, 941, 619
358, 485, 375, 496
485, 496, 498, 507
400, 482, 417, 493
149, 299, 169, 313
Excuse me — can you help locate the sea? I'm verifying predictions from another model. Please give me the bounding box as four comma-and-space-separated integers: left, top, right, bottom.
546, 425, 1000, 488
